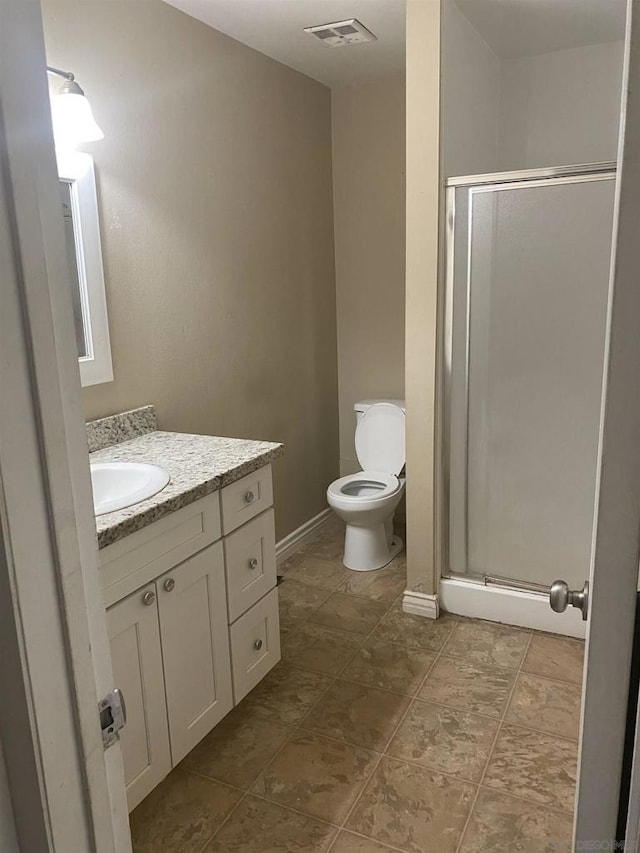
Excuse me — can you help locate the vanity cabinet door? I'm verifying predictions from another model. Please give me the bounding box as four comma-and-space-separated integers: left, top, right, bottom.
107, 585, 171, 812
157, 542, 233, 764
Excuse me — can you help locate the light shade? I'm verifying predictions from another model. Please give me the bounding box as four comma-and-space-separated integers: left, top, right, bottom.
51, 92, 104, 149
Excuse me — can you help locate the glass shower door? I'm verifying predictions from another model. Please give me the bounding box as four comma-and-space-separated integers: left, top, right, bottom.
446, 169, 616, 591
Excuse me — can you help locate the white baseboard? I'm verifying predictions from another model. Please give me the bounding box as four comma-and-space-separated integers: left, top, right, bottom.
402, 589, 440, 620
440, 577, 587, 639
276, 507, 335, 566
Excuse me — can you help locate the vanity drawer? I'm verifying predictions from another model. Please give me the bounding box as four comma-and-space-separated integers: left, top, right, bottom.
221, 465, 273, 534
100, 492, 221, 607
229, 587, 280, 703
224, 509, 276, 622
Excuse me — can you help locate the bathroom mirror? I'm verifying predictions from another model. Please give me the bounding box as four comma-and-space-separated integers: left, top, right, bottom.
57, 150, 113, 386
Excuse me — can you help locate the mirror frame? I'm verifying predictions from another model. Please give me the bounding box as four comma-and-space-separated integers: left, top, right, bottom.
57, 150, 113, 386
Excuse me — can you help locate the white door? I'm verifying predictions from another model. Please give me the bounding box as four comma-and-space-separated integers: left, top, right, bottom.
0, 2, 130, 850
569, 2, 640, 845
157, 543, 233, 763
107, 586, 172, 811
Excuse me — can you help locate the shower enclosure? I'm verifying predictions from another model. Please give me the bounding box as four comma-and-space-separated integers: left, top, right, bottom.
441, 163, 617, 616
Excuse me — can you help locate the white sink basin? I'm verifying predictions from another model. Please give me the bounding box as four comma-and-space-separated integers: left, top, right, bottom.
91, 461, 170, 516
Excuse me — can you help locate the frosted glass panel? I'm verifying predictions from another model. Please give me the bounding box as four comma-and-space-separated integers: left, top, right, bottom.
448, 176, 615, 589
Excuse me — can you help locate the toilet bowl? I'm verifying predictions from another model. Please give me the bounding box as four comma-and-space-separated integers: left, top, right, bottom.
327, 401, 406, 571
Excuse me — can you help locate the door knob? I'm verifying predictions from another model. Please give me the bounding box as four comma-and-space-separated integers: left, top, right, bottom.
248, 558, 259, 570
549, 579, 589, 621
142, 590, 156, 606
245, 490, 255, 504
163, 577, 176, 592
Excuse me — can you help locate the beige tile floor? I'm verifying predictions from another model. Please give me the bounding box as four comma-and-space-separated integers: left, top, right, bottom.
130, 517, 584, 853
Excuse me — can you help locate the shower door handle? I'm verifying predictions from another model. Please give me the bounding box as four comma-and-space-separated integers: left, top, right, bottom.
549, 579, 589, 621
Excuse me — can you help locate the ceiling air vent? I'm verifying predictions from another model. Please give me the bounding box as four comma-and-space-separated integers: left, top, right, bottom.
304, 19, 377, 48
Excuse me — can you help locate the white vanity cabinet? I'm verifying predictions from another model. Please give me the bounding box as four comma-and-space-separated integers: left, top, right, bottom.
107, 581, 171, 810
100, 465, 281, 811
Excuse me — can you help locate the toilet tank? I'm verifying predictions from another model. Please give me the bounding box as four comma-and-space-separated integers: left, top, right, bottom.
354, 399, 406, 424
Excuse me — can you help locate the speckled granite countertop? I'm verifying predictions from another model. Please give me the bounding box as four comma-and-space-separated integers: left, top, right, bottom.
91, 431, 283, 549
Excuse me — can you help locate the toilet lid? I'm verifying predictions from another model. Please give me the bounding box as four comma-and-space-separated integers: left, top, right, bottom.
355, 403, 406, 475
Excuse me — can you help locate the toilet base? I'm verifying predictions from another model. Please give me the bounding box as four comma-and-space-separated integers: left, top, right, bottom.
343, 521, 403, 572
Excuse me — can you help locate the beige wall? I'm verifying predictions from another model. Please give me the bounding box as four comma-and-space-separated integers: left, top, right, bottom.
331, 77, 406, 476
405, 0, 441, 595
42, 0, 339, 540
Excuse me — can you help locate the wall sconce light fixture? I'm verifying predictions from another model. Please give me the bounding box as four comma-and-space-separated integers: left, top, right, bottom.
47, 65, 104, 149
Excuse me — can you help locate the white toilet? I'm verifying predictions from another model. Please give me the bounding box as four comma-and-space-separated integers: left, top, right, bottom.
327, 400, 406, 571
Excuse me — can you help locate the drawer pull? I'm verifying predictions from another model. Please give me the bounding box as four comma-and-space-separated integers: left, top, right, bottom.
142, 590, 156, 606
248, 558, 259, 571
244, 490, 255, 504
253, 639, 263, 651
163, 577, 176, 592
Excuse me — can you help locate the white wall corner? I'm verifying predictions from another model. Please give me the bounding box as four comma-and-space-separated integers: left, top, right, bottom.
402, 588, 440, 620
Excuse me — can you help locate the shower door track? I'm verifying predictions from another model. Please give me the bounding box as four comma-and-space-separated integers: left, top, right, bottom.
440, 160, 617, 591
446, 570, 549, 596
446, 160, 616, 188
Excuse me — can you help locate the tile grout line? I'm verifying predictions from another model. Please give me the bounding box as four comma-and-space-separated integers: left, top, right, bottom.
328, 826, 409, 853
203, 532, 368, 849
194, 788, 251, 853
183, 726, 576, 830
292, 592, 399, 730
207, 580, 401, 848
516, 668, 585, 689
326, 619, 459, 851
290, 606, 580, 818
247, 579, 407, 851
286, 542, 581, 846
197, 573, 454, 849
245, 790, 344, 829
276, 572, 489, 849
187, 745, 577, 820
187, 529, 580, 853
495, 719, 580, 745
485, 626, 581, 819
201, 647, 572, 845
201, 613, 573, 849
453, 631, 534, 853
280, 550, 404, 629
222, 788, 422, 853
326, 648, 445, 853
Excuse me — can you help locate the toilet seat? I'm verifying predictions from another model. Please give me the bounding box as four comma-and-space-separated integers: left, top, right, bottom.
327, 471, 400, 504
355, 403, 405, 475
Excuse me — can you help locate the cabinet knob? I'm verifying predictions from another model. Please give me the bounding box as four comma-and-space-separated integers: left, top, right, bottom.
163, 578, 176, 592
248, 558, 259, 571
142, 590, 156, 606
245, 490, 255, 504
253, 639, 263, 651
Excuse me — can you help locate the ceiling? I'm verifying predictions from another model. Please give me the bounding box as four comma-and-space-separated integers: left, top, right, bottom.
163, 0, 406, 88
454, 0, 626, 59
163, 0, 626, 88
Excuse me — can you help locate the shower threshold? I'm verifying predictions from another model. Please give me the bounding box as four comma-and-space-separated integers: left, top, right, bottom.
440, 572, 585, 638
